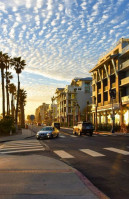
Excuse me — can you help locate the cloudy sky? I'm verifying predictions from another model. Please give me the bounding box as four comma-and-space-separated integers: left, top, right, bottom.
0, 0, 129, 116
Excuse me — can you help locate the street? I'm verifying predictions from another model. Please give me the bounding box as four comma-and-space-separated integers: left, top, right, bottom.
39, 128, 129, 199
0, 127, 129, 199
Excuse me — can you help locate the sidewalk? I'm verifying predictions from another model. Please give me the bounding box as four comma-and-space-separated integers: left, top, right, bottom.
0, 128, 35, 143
0, 128, 110, 199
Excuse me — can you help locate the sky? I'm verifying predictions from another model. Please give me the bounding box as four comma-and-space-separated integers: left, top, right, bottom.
0, 0, 129, 117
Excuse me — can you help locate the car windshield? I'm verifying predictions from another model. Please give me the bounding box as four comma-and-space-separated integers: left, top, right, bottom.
83, 123, 93, 127
41, 127, 53, 131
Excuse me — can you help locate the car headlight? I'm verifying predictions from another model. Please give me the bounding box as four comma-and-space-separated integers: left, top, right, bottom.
36, 132, 39, 135
47, 133, 51, 135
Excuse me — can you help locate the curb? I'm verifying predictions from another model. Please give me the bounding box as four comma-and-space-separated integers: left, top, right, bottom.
74, 169, 110, 199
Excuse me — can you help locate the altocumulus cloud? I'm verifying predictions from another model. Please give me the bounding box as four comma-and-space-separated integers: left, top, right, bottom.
0, 0, 129, 115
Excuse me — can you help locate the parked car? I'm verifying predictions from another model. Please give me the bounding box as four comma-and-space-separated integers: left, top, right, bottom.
73, 121, 94, 136
36, 126, 59, 139
52, 122, 60, 130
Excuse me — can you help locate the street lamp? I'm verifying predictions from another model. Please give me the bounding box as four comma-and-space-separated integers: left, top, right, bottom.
109, 89, 116, 133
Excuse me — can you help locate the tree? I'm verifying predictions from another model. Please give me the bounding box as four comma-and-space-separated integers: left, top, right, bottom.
19, 89, 27, 127
0, 51, 8, 118
11, 57, 26, 125
8, 83, 16, 118
5, 71, 13, 115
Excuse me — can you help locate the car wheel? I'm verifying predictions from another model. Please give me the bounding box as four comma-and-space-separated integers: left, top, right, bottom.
90, 132, 93, 136
73, 130, 76, 135
56, 134, 59, 138
37, 137, 40, 140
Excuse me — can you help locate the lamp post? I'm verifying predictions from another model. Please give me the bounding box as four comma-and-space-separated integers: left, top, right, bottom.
109, 89, 116, 133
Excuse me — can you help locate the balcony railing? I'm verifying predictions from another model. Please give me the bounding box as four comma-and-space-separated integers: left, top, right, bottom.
98, 88, 101, 93
104, 86, 108, 91
104, 101, 108, 105
111, 82, 116, 88
121, 60, 129, 70
121, 77, 129, 86
122, 95, 129, 104
98, 102, 102, 107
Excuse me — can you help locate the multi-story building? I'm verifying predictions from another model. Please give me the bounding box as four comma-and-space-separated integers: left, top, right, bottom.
47, 104, 57, 123
54, 77, 92, 126
89, 38, 129, 127
35, 103, 49, 123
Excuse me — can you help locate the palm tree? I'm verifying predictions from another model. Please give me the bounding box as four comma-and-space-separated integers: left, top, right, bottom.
0, 51, 8, 118
8, 83, 16, 118
19, 89, 27, 127
5, 71, 13, 115
11, 57, 26, 125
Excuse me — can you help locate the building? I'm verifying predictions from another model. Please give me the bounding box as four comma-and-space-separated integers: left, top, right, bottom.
89, 38, 129, 128
54, 77, 92, 126
35, 103, 49, 123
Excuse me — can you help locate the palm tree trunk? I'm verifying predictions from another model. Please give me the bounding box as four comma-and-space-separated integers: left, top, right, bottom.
15, 74, 20, 125
6, 69, 9, 115
1, 68, 5, 118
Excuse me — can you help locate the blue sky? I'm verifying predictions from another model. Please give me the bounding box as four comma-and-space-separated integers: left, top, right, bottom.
0, 0, 129, 116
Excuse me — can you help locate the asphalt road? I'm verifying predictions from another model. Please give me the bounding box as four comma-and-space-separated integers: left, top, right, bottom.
1, 126, 129, 199
38, 127, 129, 199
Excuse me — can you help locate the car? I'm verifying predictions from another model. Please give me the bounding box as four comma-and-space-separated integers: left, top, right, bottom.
52, 122, 60, 130
36, 126, 59, 139
73, 121, 94, 136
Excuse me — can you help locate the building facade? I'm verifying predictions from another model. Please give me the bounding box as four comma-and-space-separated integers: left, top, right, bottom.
35, 103, 49, 123
89, 38, 129, 128
54, 77, 92, 126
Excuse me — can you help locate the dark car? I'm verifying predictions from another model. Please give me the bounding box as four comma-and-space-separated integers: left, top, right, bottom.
73, 121, 94, 136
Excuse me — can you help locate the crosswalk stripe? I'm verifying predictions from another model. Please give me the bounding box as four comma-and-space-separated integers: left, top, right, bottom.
104, 147, 129, 155
0, 144, 41, 148
0, 139, 44, 154
80, 149, 105, 157
0, 148, 45, 154
54, 150, 74, 158
0, 146, 43, 151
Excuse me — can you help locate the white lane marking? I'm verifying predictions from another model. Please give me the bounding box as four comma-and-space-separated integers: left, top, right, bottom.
59, 135, 66, 138
104, 147, 129, 155
70, 135, 77, 138
54, 150, 74, 158
0, 148, 45, 154
80, 149, 105, 157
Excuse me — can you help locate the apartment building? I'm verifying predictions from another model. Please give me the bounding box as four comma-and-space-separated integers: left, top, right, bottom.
89, 38, 129, 126
54, 77, 92, 125
35, 103, 49, 123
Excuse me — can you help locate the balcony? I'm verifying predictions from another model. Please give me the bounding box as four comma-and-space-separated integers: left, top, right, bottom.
98, 102, 102, 107
104, 86, 108, 91
104, 101, 108, 105
120, 60, 129, 70
91, 104, 96, 111
121, 77, 129, 86
122, 95, 129, 104
111, 82, 116, 88
98, 88, 101, 94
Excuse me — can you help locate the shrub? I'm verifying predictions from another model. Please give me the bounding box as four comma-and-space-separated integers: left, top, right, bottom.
0, 116, 16, 135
